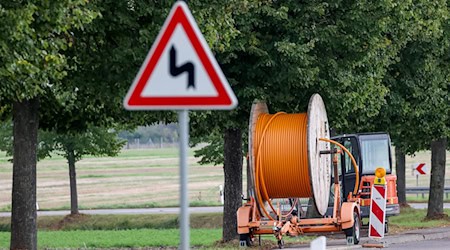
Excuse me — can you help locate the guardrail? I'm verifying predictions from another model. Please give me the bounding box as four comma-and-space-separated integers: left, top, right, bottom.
405, 187, 450, 198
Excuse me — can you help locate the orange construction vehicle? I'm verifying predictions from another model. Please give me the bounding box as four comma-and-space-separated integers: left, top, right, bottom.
328, 132, 399, 233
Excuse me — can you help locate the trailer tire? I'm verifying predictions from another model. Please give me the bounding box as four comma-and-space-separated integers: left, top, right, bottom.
239, 233, 252, 247
344, 211, 360, 244
277, 239, 284, 249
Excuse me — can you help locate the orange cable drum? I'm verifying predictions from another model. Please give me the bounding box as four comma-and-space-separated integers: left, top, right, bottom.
249, 94, 332, 218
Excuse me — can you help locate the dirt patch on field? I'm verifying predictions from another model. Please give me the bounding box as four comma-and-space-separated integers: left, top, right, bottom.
424, 213, 450, 220
52, 213, 90, 230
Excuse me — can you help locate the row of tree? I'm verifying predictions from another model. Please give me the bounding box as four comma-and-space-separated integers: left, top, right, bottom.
118, 124, 179, 146
1, 1, 449, 249
0, 122, 125, 214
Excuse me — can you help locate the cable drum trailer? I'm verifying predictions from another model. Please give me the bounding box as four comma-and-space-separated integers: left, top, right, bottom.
237, 94, 362, 248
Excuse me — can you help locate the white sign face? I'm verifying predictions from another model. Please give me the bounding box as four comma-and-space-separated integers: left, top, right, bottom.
412, 163, 427, 176
123, 1, 237, 110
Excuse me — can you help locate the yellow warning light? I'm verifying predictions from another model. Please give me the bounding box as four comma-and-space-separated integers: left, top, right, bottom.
375, 167, 386, 178
374, 167, 386, 185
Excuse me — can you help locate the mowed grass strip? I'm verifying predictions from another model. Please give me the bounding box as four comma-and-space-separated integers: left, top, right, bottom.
0, 213, 223, 231
0, 213, 225, 249
389, 207, 450, 230
0, 229, 222, 248
0, 213, 309, 249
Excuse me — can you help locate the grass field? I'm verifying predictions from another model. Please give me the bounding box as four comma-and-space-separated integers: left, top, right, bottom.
0, 148, 242, 210
1, 147, 450, 211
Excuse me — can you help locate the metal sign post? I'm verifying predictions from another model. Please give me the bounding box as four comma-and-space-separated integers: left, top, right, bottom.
178, 110, 189, 250
412, 163, 427, 198
179, 2, 190, 246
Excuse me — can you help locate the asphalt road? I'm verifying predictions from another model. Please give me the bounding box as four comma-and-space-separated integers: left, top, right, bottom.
0, 203, 448, 217
388, 237, 450, 250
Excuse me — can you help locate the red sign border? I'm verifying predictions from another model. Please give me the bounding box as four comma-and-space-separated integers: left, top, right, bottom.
124, 1, 237, 110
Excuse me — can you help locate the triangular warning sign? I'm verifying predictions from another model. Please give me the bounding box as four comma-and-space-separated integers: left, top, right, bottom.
124, 1, 237, 110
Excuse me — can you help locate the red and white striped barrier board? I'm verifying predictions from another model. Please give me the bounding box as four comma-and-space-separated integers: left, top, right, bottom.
369, 184, 387, 239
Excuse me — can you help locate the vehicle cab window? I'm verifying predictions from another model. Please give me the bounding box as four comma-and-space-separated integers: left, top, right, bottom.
359, 136, 391, 174
341, 137, 359, 174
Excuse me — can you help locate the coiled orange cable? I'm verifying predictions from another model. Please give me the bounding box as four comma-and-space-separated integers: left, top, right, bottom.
254, 112, 312, 219
253, 112, 360, 219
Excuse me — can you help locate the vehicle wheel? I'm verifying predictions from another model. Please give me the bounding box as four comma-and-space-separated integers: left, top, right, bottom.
239, 233, 252, 247
277, 239, 284, 249
344, 211, 360, 244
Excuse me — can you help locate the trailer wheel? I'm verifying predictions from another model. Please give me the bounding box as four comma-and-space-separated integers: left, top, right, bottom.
344, 211, 360, 244
277, 239, 284, 249
239, 233, 252, 247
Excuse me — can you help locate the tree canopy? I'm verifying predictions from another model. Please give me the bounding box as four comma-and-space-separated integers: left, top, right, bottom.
372, 0, 450, 154
0, 0, 98, 107
191, 0, 448, 162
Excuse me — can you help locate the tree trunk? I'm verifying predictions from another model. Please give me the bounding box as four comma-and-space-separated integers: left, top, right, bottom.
10, 99, 39, 250
68, 149, 79, 215
222, 128, 243, 242
395, 147, 407, 205
427, 137, 447, 219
